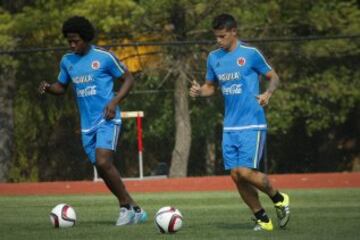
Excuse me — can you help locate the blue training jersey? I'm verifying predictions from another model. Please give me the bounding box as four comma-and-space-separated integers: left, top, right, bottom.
206, 41, 272, 132
58, 45, 125, 133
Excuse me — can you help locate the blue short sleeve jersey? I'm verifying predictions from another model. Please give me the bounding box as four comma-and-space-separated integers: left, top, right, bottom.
58, 45, 125, 133
206, 41, 272, 132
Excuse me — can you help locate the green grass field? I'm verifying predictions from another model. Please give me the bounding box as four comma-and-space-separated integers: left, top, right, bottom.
1, 189, 359, 240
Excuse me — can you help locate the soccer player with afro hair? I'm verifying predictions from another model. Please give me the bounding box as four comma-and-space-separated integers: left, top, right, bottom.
39, 16, 148, 226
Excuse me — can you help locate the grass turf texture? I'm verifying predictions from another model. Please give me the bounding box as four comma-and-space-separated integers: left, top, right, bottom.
0, 189, 359, 240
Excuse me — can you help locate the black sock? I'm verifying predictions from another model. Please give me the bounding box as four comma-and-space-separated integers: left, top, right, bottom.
254, 209, 269, 223
133, 206, 141, 213
271, 191, 284, 204
120, 204, 131, 210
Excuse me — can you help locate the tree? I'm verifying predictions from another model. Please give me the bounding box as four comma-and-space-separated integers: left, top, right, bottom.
254, 0, 360, 172
2, 0, 359, 182
0, 9, 17, 181
131, 0, 239, 177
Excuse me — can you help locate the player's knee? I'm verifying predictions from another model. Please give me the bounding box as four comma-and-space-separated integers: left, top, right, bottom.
95, 157, 111, 171
233, 167, 252, 180
230, 170, 238, 181
230, 168, 245, 183
95, 149, 113, 169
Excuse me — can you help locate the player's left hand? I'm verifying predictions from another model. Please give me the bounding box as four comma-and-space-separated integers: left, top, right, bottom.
256, 91, 272, 106
38, 81, 50, 94
104, 101, 117, 120
189, 80, 201, 97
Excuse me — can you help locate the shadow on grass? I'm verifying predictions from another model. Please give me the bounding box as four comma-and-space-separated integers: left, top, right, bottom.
212, 222, 252, 230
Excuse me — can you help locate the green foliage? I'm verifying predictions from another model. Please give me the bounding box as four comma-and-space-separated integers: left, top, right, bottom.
12, 1, 75, 47
268, 67, 360, 135
72, 0, 142, 36
309, 0, 360, 34
0, 9, 15, 47
1, 0, 359, 181
0, 8, 17, 67
114, 74, 176, 176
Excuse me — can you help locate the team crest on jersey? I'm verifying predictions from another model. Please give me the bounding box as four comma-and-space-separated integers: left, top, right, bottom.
91, 60, 100, 70
237, 57, 246, 67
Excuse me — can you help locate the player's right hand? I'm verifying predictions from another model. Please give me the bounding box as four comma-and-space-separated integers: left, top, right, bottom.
39, 81, 50, 94
103, 101, 117, 120
256, 91, 272, 106
189, 80, 201, 97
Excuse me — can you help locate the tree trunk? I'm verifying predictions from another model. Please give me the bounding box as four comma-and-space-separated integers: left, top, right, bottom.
205, 136, 216, 175
205, 98, 217, 175
0, 66, 15, 182
169, 68, 191, 177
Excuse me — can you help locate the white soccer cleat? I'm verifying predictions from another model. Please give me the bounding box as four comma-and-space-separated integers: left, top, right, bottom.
133, 208, 148, 224
116, 207, 135, 226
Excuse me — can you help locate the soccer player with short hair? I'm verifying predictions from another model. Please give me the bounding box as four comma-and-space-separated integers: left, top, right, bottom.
39, 16, 147, 226
190, 13, 290, 231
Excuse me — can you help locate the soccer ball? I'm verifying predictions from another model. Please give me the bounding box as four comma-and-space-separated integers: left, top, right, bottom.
49, 203, 76, 228
154, 206, 183, 233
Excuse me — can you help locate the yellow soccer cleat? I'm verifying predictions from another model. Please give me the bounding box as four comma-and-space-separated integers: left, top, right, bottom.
274, 193, 290, 228
253, 218, 274, 231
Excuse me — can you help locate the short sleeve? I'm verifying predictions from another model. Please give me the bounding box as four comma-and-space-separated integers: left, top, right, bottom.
106, 53, 126, 79
252, 49, 272, 75
57, 58, 71, 85
205, 54, 217, 82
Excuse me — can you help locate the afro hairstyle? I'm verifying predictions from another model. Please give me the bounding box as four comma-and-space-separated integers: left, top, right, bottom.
62, 16, 95, 42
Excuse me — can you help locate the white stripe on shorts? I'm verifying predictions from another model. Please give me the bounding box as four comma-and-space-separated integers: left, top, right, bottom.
253, 131, 261, 168
112, 125, 120, 150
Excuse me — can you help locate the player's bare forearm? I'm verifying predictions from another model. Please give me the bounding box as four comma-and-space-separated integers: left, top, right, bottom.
257, 70, 280, 106
200, 83, 216, 97
104, 71, 134, 120
39, 81, 66, 95
265, 70, 280, 94
113, 70, 134, 104
190, 81, 216, 97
